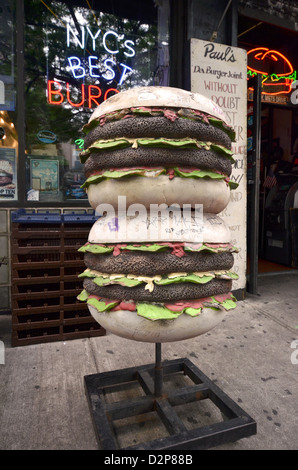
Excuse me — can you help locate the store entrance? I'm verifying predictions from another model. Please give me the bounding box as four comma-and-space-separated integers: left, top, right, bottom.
238, 14, 298, 277
247, 100, 298, 275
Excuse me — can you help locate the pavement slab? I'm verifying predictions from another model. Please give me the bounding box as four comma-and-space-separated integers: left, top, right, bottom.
0, 273, 298, 450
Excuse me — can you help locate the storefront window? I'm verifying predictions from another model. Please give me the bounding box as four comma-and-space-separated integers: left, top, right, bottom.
24, 0, 166, 203
0, 0, 18, 202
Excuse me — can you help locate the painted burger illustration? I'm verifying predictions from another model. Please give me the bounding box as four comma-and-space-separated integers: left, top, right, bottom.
247, 47, 295, 95
0, 160, 15, 188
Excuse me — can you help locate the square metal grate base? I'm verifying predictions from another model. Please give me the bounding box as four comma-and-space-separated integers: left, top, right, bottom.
84, 355, 257, 450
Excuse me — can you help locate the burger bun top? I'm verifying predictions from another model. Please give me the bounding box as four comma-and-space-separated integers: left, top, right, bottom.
88, 86, 228, 125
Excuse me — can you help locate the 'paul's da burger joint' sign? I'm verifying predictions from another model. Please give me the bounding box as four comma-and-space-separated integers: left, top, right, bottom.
191, 39, 247, 294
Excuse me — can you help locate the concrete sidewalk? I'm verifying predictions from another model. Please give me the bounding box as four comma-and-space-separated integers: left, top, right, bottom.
0, 272, 298, 450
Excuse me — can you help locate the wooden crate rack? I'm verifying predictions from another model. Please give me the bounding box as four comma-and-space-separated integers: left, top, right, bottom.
10, 211, 106, 347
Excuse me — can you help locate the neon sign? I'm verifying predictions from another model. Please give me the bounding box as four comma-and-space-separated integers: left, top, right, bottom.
47, 80, 119, 108
247, 47, 296, 95
47, 23, 136, 109
66, 57, 132, 83
66, 25, 135, 57
75, 139, 84, 148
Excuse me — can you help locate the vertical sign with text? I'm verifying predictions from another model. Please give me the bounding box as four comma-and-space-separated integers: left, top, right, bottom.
0, 147, 17, 200
191, 39, 247, 291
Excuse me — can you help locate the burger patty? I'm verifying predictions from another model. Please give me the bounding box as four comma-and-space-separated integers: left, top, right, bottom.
84, 116, 232, 150
83, 251, 234, 276
84, 147, 232, 177
83, 277, 232, 302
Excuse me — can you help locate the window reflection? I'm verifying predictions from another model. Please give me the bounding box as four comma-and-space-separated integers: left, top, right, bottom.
0, 1, 18, 201
24, 0, 166, 203
0, 111, 18, 201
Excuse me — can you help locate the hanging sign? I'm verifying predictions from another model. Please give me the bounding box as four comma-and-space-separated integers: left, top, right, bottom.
190, 39, 247, 292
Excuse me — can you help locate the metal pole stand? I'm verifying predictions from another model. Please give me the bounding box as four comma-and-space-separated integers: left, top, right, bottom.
84, 343, 256, 450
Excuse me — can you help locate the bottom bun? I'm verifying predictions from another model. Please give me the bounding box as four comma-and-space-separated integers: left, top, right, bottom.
87, 175, 230, 214
88, 305, 226, 343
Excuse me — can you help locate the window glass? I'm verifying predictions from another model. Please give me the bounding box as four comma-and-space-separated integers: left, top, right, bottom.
24, 0, 166, 203
0, 0, 18, 201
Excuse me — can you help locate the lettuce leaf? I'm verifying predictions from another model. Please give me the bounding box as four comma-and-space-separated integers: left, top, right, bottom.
228, 180, 239, 190
82, 107, 236, 142
208, 117, 236, 141
78, 269, 97, 278
184, 307, 202, 316
175, 168, 225, 180
77, 290, 119, 312
136, 303, 180, 320
81, 167, 236, 190
215, 297, 237, 310
79, 269, 238, 289
77, 289, 89, 301
93, 275, 143, 288
80, 137, 235, 164
155, 273, 214, 285
87, 297, 119, 312
79, 241, 239, 255
81, 168, 166, 188
80, 139, 131, 162
124, 243, 168, 253
77, 288, 237, 320
137, 138, 199, 148
219, 271, 239, 280
78, 244, 113, 254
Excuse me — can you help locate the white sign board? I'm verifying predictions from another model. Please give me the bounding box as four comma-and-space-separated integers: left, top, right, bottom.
191, 39, 247, 292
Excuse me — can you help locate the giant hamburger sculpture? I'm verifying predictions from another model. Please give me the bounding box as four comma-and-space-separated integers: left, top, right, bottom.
78, 86, 239, 342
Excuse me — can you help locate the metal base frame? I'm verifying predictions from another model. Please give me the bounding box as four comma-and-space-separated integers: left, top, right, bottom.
84, 344, 256, 450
